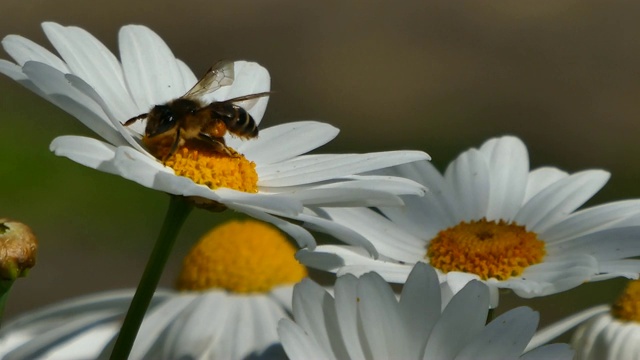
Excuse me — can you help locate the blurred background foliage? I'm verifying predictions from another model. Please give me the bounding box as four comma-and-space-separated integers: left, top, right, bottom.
1, 0, 639, 337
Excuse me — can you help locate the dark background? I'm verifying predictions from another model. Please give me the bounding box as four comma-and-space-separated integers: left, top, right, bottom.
1, 1, 639, 338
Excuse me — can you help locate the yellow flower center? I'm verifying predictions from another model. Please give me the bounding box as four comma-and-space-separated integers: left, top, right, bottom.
176, 220, 308, 293
426, 218, 546, 280
163, 141, 258, 193
611, 280, 640, 322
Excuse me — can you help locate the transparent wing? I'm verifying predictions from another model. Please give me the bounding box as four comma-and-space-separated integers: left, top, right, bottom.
182, 60, 234, 100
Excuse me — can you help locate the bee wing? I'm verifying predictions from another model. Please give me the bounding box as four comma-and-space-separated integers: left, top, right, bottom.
182, 60, 235, 101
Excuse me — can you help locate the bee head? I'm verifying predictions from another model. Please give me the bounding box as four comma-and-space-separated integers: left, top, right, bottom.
145, 105, 177, 137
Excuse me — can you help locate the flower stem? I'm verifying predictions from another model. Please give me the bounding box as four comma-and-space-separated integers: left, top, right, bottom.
110, 195, 193, 360
0, 280, 13, 325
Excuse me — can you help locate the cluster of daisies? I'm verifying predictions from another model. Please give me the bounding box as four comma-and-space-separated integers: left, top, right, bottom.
1, 22, 640, 359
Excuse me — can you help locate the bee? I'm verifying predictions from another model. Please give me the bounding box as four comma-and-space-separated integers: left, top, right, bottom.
124, 60, 270, 161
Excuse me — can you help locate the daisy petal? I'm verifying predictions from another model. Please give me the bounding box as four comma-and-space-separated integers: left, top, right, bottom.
444, 148, 490, 222
542, 200, 640, 244
514, 170, 610, 233
333, 275, 367, 360
290, 280, 336, 356
319, 207, 423, 262
42, 22, 139, 120
2, 34, 69, 71
548, 226, 640, 261
228, 203, 316, 249
241, 121, 339, 165
523, 167, 568, 203
456, 307, 538, 359
399, 263, 441, 359
479, 136, 529, 221
258, 151, 430, 187
423, 280, 489, 359
502, 254, 598, 298
49, 136, 119, 174
119, 25, 187, 109
298, 209, 378, 257
129, 294, 197, 358
521, 344, 574, 360
594, 260, 640, 280
22, 61, 125, 146
358, 272, 407, 358
278, 319, 328, 359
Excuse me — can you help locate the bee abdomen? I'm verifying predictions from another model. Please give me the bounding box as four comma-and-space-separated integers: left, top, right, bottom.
225, 105, 258, 138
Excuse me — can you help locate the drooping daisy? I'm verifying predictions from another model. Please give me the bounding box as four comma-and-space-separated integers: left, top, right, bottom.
297, 136, 640, 306
278, 262, 573, 359
0, 22, 429, 250
0, 220, 307, 359
570, 280, 640, 359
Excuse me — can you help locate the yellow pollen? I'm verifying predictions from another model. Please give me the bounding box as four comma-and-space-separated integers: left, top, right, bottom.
163, 142, 258, 193
176, 220, 308, 293
611, 280, 640, 322
426, 218, 546, 280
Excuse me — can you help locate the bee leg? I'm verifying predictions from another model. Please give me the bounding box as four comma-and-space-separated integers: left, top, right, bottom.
162, 128, 182, 163
124, 113, 147, 127
198, 132, 238, 157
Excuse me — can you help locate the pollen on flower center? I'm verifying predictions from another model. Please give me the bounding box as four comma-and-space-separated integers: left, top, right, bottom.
176, 220, 308, 293
426, 218, 545, 280
163, 141, 258, 193
611, 280, 640, 322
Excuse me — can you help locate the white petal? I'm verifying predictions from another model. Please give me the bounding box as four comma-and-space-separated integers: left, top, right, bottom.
542, 200, 640, 244
42, 22, 140, 120
229, 203, 316, 249
22, 61, 126, 146
444, 148, 490, 222
399, 263, 441, 359
241, 121, 339, 165
258, 151, 430, 187
521, 344, 574, 360
525, 305, 608, 353
514, 170, 610, 233
523, 167, 568, 203
547, 226, 640, 261
296, 246, 414, 283
298, 209, 378, 257
119, 25, 188, 109
290, 280, 337, 356
176, 59, 198, 89
456, 307, 538, 359
319, 207, 424, 262
2, 34, 69, 71
595, 260, 640, 280
501, 254, 598, 297
423, 280, 489, 360
49, 136, 119, 174
130, 294, 197, 358
377, 161, 460, 231
480, 136, 529, 221
278, 319, 330, 359
358, 272, 408, 359
163, 292, 228, 358
333, 275, 367, 360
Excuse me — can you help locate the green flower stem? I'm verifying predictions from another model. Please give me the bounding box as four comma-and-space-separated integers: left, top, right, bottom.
0, 280, 14, 325
110, 195, 193, 360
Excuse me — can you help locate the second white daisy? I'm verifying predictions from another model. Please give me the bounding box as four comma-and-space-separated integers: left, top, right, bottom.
298, 136, 640, 306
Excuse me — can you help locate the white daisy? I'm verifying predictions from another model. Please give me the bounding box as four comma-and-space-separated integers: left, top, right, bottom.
0, 22, 429, 250
278, 262, 573, 359
0, 220, 307, 359
297, 136, 640, 306
570, 280, 640, 359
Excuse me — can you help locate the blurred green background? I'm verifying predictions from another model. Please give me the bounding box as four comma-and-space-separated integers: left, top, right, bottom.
1, 0, 639, 338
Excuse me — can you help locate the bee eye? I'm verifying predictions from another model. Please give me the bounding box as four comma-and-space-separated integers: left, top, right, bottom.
147, 105, 177, 137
